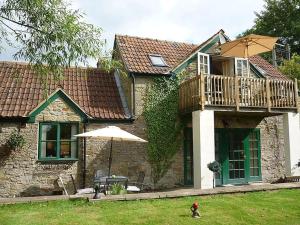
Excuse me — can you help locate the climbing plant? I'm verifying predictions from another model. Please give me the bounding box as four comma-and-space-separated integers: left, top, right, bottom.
6, 130, 26, 151
143, 76, 183, 186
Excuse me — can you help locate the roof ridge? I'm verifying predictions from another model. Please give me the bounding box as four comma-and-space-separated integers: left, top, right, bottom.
0, 60, 99, 70
115, 34, 197, 46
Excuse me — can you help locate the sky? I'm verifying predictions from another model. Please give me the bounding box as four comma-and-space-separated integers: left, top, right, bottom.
0, 0, 266, 65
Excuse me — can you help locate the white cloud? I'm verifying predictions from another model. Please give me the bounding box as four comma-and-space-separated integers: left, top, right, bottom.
0, 0, 265, 63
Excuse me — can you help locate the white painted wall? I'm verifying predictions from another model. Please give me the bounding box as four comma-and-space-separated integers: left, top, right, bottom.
192, 110, 215, 189
283, 112, 300, 176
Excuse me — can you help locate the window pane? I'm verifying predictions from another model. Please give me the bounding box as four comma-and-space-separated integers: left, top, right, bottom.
40, 141, 57, 158
204, 65, 208, 74
42, 125, 57, 140
61, 124, 72, 140
71, 142, 77, 158
60, 141, 71, 158
40, 123, 78, 160
71, 125, 77, 140
149, 55, 166, 66
204, 56, 208, 64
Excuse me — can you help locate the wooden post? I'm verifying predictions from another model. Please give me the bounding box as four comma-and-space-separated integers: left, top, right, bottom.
198, 75, 201, 110
200, 74, 205, 110
294, 78, 299, 112
266, 78, 271, 112
235, 76, 239, 111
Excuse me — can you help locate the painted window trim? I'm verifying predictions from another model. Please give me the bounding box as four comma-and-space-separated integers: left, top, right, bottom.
183, 127, 193, 185
235, 58, 250, 77
197, 52, 210, 75
172, 34, 220, 74
28, 89, 88, 123
215, 128, 262, 185
38, 122, 79, 161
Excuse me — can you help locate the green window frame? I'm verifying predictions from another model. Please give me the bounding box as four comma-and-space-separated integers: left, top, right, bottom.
215, 128, 262, 185
38, 122, 79, 161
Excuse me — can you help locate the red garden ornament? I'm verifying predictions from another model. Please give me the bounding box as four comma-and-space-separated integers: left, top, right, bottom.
190, 201, 200, 218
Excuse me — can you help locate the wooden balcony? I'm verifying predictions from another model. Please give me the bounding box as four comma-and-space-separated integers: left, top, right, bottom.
179, 75, 299, 114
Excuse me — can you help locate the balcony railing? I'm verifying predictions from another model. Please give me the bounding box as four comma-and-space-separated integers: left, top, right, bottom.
179, 75, 299, 113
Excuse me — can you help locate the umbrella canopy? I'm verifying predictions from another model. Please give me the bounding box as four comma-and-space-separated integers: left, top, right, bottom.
75, 126, 147, 177
75, 126, 147, 142
220, 34, 278, 58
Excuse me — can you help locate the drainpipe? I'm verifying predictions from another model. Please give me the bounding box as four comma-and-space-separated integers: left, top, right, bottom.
130, 73, 136, 118
83, 123, 87, 188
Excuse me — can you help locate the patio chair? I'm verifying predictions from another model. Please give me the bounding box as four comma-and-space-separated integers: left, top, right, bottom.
127, 171, 151, 192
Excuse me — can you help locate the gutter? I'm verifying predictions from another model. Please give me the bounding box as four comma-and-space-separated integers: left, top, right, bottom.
82, 123, 87, 188
130, 72, 136, 119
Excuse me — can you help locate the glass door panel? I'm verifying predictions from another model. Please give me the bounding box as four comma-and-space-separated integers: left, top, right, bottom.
228, 131, 246, 181
216, 128, 262, 185
249, 131, 260, 178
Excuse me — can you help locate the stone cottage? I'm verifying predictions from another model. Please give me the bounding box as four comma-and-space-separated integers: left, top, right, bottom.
0, 29, 299, 197
112, 29, 300, 189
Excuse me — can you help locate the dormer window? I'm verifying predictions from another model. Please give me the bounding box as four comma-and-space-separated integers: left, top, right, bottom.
149, 54, 167, 67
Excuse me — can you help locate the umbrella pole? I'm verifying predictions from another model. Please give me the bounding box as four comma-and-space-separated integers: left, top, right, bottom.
108, 137, 113, 177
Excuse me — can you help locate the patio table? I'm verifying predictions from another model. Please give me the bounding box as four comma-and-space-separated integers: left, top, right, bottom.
93, 175, 128, 198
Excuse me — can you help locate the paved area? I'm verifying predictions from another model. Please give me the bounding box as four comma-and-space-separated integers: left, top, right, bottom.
0, 182, 300, 205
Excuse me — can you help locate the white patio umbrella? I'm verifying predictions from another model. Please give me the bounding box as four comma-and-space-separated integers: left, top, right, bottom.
75, 126, 147, 177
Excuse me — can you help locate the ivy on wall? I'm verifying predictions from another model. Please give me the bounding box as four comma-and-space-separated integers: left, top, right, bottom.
144, 76, 182, 186
6, 130, 26, 151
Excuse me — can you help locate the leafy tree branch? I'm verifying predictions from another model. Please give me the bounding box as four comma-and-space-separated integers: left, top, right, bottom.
0, 0, 103, 79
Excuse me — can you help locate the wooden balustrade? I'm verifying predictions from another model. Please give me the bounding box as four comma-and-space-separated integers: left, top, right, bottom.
179, 74, 298, 113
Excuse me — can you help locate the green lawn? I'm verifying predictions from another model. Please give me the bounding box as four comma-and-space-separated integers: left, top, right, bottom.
1, 189, 300, 225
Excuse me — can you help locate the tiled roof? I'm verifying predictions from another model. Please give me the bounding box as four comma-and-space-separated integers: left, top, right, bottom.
115, 34, 288, 80
249, 55, 288, 80
115, 35, 197, 75
0, 61, 128, 120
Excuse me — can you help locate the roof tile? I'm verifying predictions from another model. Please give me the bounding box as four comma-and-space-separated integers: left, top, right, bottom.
249, 55, 288, 80
0, 61, 128, 120
115, 35, 197, 75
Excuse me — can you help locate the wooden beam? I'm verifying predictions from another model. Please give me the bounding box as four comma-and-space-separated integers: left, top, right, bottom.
266, 78, 271, 112
235, 76, 239, 111
294, 78, 299, 113
200, 75, 205, 110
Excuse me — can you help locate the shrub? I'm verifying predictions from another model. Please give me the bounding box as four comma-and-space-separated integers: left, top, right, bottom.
6, 130, 26, 151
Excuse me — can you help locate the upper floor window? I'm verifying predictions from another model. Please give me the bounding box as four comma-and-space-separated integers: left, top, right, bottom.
149, 54, 167, 67
197, 52, 210, 75
39, 123, 78, 160
235, 58, 249, 77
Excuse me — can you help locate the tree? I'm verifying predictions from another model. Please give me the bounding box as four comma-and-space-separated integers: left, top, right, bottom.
0, 0, 103, 79
241, 0, 300, 55
279, 53, 300, 79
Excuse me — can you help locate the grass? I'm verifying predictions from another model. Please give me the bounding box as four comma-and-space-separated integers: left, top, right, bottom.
0, 189, 300, 225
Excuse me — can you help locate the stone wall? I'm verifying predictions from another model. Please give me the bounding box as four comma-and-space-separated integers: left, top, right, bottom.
0, 98, 82, 197
134, 77, 153, 117
0, 96, 184, 197
0, 122, 81, 197
215, 114, 286, 183
36, 98, 81, 122
84, 116, 184, 189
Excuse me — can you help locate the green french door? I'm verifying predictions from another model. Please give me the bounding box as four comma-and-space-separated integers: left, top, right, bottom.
216, 128, 261, 185
184, 128, 193, 185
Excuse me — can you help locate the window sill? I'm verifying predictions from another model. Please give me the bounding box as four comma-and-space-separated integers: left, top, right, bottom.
37, 158, 78, 164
